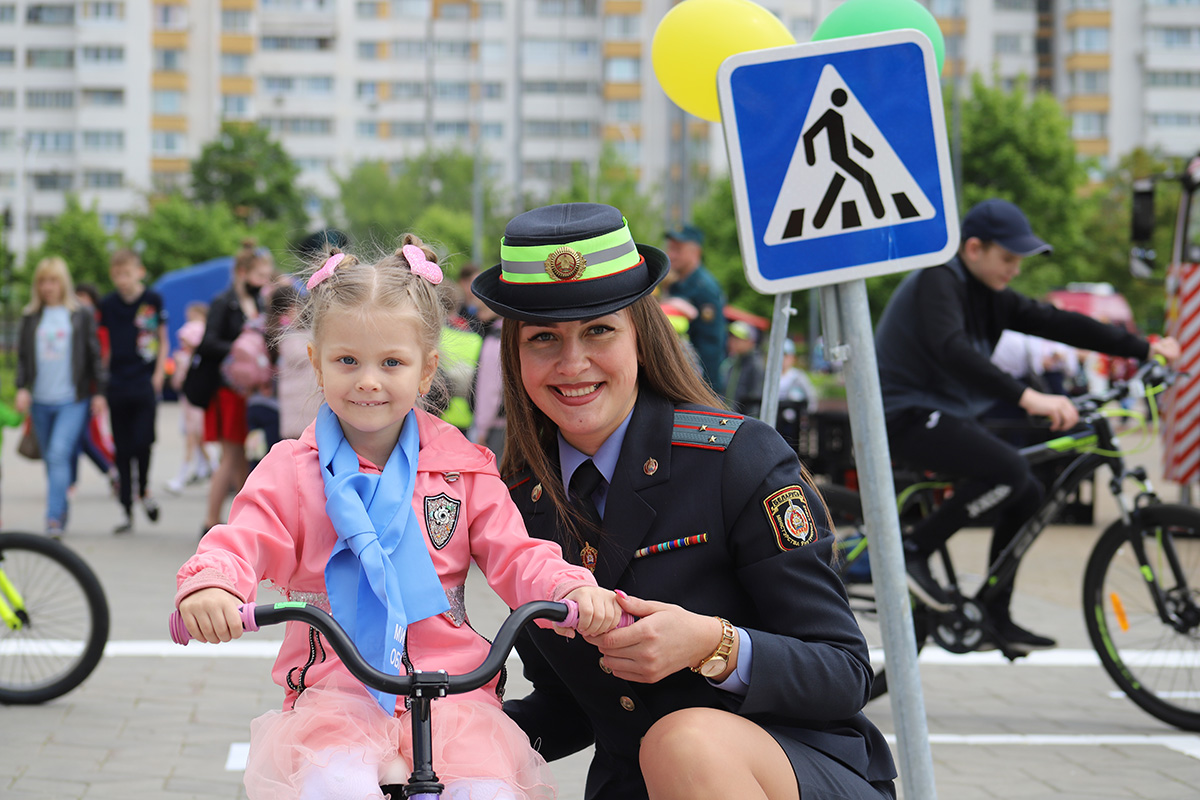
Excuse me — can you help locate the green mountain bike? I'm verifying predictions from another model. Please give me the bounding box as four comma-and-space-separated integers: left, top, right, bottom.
825, 360, 1200, 731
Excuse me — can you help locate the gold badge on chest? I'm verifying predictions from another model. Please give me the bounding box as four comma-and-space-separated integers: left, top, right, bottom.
580, 542, 598, 573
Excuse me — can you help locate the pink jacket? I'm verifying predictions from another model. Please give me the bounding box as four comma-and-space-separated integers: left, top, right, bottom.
176, 409, 594, 712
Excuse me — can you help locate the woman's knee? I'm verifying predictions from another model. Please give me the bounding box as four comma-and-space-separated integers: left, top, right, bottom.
640, 708, 727, 776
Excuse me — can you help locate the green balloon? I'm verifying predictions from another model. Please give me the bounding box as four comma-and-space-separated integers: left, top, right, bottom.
812, 0, 945, 74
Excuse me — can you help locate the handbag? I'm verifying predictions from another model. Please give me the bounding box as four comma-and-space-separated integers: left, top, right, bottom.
17, 418, 40, 460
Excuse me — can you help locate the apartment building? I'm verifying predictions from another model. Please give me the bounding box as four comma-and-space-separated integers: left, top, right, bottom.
2, 0, 1199, 260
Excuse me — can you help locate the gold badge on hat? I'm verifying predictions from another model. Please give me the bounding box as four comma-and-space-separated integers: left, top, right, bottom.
545, 246, 588, 281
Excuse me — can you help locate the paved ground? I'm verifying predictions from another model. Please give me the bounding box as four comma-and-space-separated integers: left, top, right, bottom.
2, 402, 1200, 799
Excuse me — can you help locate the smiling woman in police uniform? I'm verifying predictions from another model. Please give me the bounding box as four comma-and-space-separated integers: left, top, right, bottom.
472, 203, 896, 800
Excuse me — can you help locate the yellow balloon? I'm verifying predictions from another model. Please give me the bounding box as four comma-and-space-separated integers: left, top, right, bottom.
652, 0, 795, 122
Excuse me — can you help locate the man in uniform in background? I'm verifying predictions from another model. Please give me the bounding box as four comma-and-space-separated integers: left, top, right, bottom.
665, 224, 726, 389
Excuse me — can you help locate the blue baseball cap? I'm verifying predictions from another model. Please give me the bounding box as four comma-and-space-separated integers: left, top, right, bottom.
960, 199, 1052, 257
665, 223, 705, 247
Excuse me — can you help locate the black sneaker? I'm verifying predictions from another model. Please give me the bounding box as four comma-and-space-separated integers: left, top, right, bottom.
991, 619, 1057, 653
143, 496, 160, 523
903, 542, 954, 611
113, 515, 133, 534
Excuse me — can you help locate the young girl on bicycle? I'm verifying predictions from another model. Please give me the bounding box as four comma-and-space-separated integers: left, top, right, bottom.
175, 236, 623, 800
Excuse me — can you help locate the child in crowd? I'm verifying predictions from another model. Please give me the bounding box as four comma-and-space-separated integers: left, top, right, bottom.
174, 236, 623, 800
273, 283, 321, 440
167, 302, 213, 494
72, 283, 119, 497
99, 249, 168, 533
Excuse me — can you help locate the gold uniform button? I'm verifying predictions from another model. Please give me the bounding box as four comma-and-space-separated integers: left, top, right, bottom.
599, 657, 612, 674
619, 696, 635, 712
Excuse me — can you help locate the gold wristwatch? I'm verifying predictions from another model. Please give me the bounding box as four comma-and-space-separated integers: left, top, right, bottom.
691, 617, 736, 678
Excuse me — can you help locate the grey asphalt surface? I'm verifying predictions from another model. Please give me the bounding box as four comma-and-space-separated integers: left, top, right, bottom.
3, 402, 1200, 799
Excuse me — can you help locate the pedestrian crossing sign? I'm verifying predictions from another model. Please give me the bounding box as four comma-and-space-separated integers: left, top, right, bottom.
718, 29, 959, 293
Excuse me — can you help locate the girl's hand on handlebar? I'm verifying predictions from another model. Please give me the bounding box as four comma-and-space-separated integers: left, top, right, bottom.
178, 587, 245, 643
559, 586, 624, 639
1019, 387, 1079, 432
583, 593, 733, 683
1150, 336, 1181, 363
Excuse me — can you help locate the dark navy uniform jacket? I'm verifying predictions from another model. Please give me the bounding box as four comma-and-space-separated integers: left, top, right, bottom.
503, 390, 896, 800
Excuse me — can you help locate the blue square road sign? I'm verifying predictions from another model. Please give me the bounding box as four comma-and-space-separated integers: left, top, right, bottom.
718, 29, 959, 294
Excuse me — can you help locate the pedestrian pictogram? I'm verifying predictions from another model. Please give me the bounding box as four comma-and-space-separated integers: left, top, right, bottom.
717, 29, 958, 293
765, 64, 934, 245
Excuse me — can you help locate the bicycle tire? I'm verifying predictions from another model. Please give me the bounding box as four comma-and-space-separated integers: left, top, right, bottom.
820, 484, 928, 701
1083, 505, 1200, 731
0, 532, 110, 704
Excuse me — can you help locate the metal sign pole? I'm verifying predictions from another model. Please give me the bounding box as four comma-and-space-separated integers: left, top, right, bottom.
822, 280, 938, 800
759, 291, 794, 425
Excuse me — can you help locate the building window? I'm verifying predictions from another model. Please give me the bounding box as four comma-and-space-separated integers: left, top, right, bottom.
1072, 27, 1109, 53
27, 130, 75, 152
221, 53, 250, 75
482, 122, 503, 139
480, 41, 505, 61
153, 3, 187, 29
0, 6, 13, 23
438, 2, 470, 19
222, 94, 251, 117
537, 0, 598, 16
606, 100, 641, 122
1150, 112, 1200, 127
605, 57, 640, 82
82, 46, 125, 64
995, 0, 1035, 9
153, 90, 183, 114
392, 121, 425, 138
479, 2, 503, 19
523, 80, 598, 95
481, 82, 503, 99
1071, 70, 1109, 93
84, 171, 123, 188
0, 90, 12, 107
995, 33, 1026, 55
434, 121, 469, 138
356, 1, 381, 17
604, 14, 638, 39
27, 4, 74, 24
294, 157, 331, 172
260, 117, 333, 135
524, 120, 597, 138
262, 36, 333, 51
152, 130, 185, 155
27, 49, 75, 68
1071, 111, 1106, 137
82, 88, 124, 106
1148, 70, 1200, 87
435, 81, 470, 101
33, 172, 74, 191
83, 130, 124, 151
154, 48, 185, 71
81, 3, 123, 19
357, 120, 379, 138
392, 39, 427, 59
0, 172, 13, 186
303, 76, 334, 94
0, 49, 13, 66
1069, 0, 1109, 8
26, 89, 74, 108
1150, 27, 1200, 49
222, 10, 251, 31
524, 40, 597, 62
390, 81, 425, 99
359, 41, 382, 60
393, 0, 430, 17
931, 0, 964, 14
434, 40, 470, 60
613, 139, 640, 164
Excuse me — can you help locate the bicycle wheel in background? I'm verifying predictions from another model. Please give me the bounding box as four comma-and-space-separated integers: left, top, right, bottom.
1083, 505, 1200, 731
820, 484, 928, 701
0, 532, 110, 704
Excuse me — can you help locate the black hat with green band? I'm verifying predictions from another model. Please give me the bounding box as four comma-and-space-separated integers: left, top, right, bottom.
471, 202, 668, 323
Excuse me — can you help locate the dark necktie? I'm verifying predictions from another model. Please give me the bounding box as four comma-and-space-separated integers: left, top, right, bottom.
569, 459, 605, 527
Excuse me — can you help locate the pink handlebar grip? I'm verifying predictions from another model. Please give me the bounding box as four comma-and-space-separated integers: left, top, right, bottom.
169, 602, 259, 645
556, 594, 636, 630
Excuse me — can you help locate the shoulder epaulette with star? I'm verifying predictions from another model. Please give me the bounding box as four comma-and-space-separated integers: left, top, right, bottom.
671, 409, 745, 450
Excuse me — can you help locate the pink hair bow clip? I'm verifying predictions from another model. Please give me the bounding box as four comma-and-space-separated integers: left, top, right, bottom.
403, 244, 443, 285
307, 253, 344, 290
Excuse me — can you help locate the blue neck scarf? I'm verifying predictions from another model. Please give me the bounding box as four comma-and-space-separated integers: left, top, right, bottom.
315, 404, 449, 713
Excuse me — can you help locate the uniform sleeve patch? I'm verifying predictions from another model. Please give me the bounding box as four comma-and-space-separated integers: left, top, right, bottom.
763, 485, 818, 551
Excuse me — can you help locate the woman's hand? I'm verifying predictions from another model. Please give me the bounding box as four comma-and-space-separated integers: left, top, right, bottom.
559, 586, 623, 639
178, 587, 244, 644
583, 593, 731, 683
14, 389, 30, 415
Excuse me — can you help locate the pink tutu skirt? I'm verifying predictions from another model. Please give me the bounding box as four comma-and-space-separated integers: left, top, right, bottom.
244, 674, 556, 800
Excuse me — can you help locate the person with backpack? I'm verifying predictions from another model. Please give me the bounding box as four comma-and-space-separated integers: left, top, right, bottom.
186, 240, 275, 538
100, 249, 169, 534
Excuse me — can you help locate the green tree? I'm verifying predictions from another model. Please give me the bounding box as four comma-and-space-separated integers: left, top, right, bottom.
334, 150, 507, 264
130, 193, 248, 277
550, 145, 665, 248
24, 194, 114, 289
191, 122, 306, 233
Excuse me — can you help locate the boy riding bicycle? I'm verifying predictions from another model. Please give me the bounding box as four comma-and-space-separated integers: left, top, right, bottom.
874, 198, 1179, 651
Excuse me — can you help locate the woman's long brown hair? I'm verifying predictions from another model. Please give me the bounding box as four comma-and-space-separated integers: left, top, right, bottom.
498, 296, 726, 544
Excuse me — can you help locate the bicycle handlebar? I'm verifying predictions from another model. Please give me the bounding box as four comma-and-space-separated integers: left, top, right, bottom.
169, 598, 634, 697
1073, 359, 1179, 420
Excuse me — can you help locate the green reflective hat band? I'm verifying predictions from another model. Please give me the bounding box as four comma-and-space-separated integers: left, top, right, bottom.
500, 221, 641, 284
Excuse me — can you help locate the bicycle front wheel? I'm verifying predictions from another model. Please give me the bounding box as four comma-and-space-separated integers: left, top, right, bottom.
0, 533, 110, 704
1084, 505, 1200, 731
